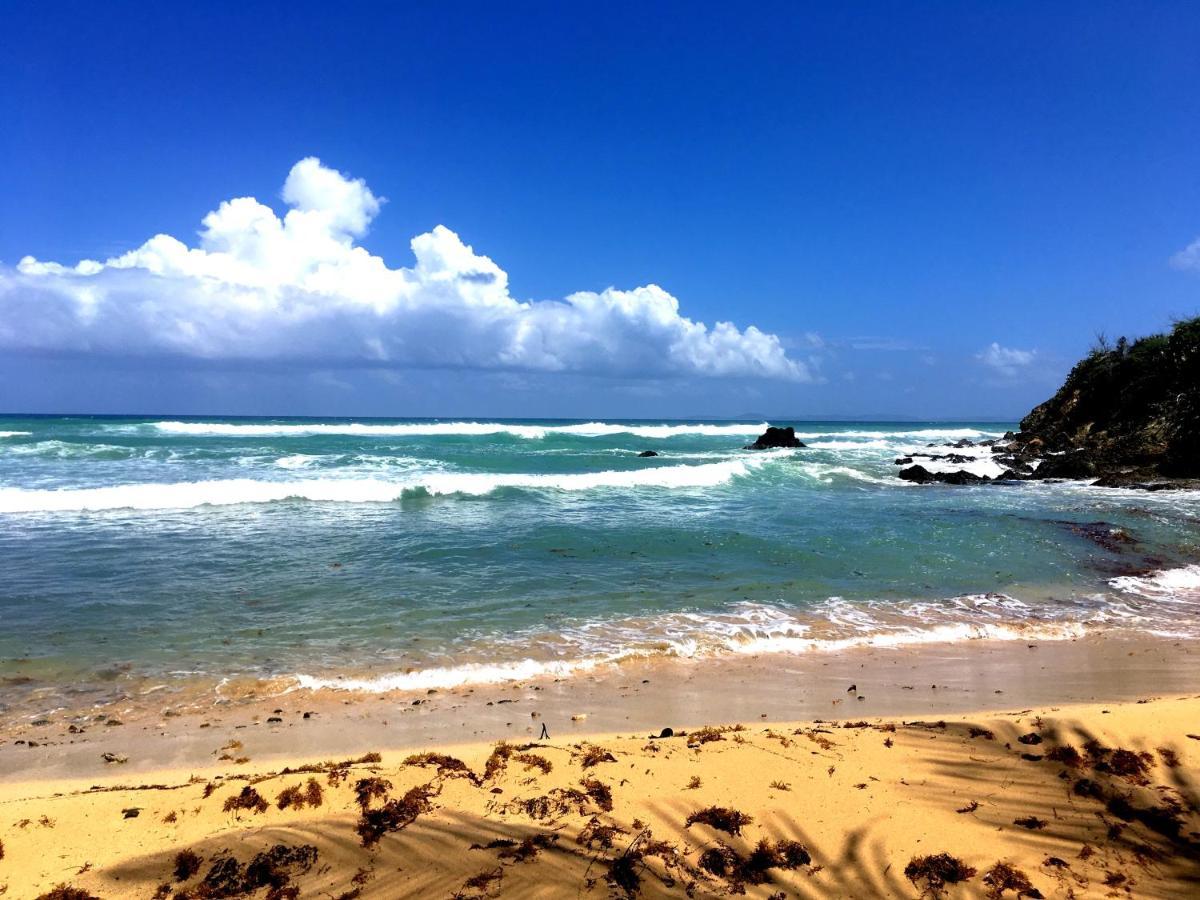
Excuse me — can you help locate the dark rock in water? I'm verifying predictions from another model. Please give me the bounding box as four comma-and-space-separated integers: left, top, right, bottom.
894, 456, 913, 465
1031, 452, 1097, 480
899, 464, 988, 485
745, 426, 806, 449
637, 450, 659, 457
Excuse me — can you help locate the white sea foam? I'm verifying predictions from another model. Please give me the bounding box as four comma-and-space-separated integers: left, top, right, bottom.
287, 594, 1100, 694
149, 420, 769, 439
1109, 564, 1200, 603
0, 431, 31, 438
793, 427, 1001, 441
0, 455, 786, 513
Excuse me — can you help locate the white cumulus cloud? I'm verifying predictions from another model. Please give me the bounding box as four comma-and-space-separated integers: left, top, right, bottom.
0, 158, 809, 381
1170, 236, 1200, 272
976, 342, 1036, 377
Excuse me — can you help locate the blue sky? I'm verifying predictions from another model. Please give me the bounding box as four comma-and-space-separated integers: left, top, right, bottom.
2, 1, 1198, 419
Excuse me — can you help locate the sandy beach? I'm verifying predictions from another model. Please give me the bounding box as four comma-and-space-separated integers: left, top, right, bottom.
3, 638, 1200, 898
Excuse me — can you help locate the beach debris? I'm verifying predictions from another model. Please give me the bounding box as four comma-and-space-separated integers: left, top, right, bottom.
769, 780, 791, 791
276, 777, 324, 810
174, 849, 203, 881
222, 786, 269, 815
578, 817, 628, 850
605, 831, 685, 898
685, 724, 744, 747
571, 713, 587, 721
686, 776, 702, 790
356, 783, 438, 847
698, 838, 811, 889
100, 751, 128, 764
121, 807, 141, 818
1046, 745, 1085, 767
847, 684, 857, 693
968, 727, 994, 740
1013, 815, 1048, 830
33, 886, 101, 900
539, 722, 550, 740
455, 867, 503, 898
574, 742, 617, 767
404, 751, 479, 783
497, 833, 557, 863
176, 843, 317, 899
513, 751, 552, 774
982, 862, 1039, 898
580, 777, 613, 811
1018, 732, 1043, 745
904, 853, 977, 898
956, 800, 980, 814
685, 806, 753, 836
507, 787, 591, 820
353, 777, 392, 810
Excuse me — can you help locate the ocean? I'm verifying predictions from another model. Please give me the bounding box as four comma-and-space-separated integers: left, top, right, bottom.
1, 416, 1198, 717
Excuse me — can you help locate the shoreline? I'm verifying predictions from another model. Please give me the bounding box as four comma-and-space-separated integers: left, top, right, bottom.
1, 692, 1198, 897
6, 631, 1200, 784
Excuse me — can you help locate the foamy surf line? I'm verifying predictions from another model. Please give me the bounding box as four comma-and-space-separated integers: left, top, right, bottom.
148, 420, 770, 439
289, 619, 1092, 693
0, 455, 785, 513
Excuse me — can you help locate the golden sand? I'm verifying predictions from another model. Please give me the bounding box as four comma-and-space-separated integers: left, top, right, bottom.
1, 696, 1198, 898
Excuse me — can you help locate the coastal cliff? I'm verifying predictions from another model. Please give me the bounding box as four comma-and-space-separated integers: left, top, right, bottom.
1013, 315, 1200, 485
895, 315, 1200, 488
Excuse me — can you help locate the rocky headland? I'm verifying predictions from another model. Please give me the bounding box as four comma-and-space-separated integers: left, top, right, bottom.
898, 316, 1200, 489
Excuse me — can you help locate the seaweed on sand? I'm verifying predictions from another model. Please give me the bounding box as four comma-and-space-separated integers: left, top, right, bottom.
222, 786, 268, 815
404, 752, 480, 783
352, 776, 393, 810
580, 777, 613, 812
685, 806, 753, 836
496, 833, 558, 862
605, 832, 685, 898
176, 844, 318, 899
904, 853, 977, 898
356, 784, 438, 848
982, 862, 1038, 898
275, 777, 324, 810
34, 888, 102, 900
513, 752, 552, 774
578, 816, 628, 850
174, 848, 203, 881
575, 742, 617, 768
698, 838, 811, 891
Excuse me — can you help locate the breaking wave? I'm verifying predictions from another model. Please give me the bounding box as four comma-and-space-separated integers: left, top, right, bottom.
148, 420, 769, 439
0, 455, 788, 513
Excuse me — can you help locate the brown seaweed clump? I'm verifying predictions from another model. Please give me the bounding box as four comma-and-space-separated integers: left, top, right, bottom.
1013, 816, 1047, 830
174, 848, 203, 881
575, 742, 618, 768
353, 776, 393, 810
904, 853, 977, 898
686, 724, 745, 747
356, 784, 437, 848
698, 839, 812, 888
513, 752, 553, 774
578, 816, 628, 850
34, 887, 103, 900
982, 862, 1038, 898
222, 786, 269, 815
276, 777, 324, 810
175, 844, 318, 899
404, 752, 480, 783
580, 777, 614, 812
496, 833, 558, 863
606, 834, 684, 898
685, 806, 753, 836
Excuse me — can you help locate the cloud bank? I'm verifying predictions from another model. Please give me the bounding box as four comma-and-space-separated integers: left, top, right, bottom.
0, 158, 808, 381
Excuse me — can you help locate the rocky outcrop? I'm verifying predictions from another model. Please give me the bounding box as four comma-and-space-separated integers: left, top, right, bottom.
745, 426, 806, 450
1012, 317, 1200, 483
637, 450, 659, 457
898, 464, 988, 485
895, 316, 1200, 489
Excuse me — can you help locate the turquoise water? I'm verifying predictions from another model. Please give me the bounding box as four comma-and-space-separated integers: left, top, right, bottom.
1, 416, 1199, 712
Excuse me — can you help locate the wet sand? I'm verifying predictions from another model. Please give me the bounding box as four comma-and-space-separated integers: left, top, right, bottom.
4, 633, 1200, 783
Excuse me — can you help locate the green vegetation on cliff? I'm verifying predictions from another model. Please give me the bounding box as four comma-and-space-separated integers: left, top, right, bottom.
1019, 316, 1200, 479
